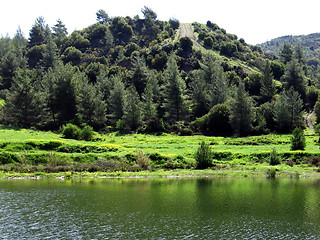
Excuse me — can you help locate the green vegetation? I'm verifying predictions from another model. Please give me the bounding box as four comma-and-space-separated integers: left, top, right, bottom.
0, 126, 318, 178
0, 6, 318, 138
0, 8, 320, 177
195, 141, 213, 169
291, 128, 306, 150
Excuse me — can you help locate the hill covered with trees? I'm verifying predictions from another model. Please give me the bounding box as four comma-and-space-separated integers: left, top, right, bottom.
0, 7, 319, 137
259, 33, 320, 70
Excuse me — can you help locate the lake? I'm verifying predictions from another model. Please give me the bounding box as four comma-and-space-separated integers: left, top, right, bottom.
0, 177, 319, 239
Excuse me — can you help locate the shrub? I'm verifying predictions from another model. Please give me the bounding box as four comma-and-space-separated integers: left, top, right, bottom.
195, 141, 213, 169
291, 128, 306, 150
62, 123, 81, 139
269, 148, 280, 165
266, 168, 277, 178
0, 151, 19, 164
204, 37, 213, 48
204, 103, 232, 136
81, 125, 95, 141
136, 150, 150, 170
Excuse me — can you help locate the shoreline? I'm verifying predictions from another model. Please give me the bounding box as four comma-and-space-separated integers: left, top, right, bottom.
1, 168, 319, 180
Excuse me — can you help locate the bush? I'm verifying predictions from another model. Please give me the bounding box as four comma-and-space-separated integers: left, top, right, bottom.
269, 148, 280, 165
195, 141, 213, 169
204, 104, 232, 136
62, 123, 81, 139
291, 128, 306, 150
61, 123, 96, 141
0, 151, 19, 164
136, 150, 150, 170
81, 125, 95, 141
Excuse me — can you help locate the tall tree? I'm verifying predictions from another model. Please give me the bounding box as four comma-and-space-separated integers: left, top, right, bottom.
52, 19, 68, 48
43, 62, 77, 124
229, 81, 254, 136
141, 6, 159, 43
43, 25, 58, 69
75, 74, 107, 128
142, 74, 158, 120
28, 17, 48, 47
281, 59, 306, 98
260, 60, 276, 100
280, 43, 293, 64
200, 53, 228, 108
109, 74, 126, 123
12, 27, 27, 68
294, 44, 305, 64
96, 9, 110, 24
273, 88, 304, 132
4, 69, 47, 127
130, 56, 149, 97
190, 70, 208, 117
0, 51, 18, 89
123, 86, 142, 130
163, 55, 188, 121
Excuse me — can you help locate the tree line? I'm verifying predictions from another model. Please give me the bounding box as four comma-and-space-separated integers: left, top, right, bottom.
0, 7, 319, 136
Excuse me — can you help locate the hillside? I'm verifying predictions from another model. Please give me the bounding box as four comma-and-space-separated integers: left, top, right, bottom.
0, 7, 318, 137
259, 33, 320, 61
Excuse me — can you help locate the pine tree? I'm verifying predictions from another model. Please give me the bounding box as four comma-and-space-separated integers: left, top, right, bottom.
280, 43, 293, 64
43, 25, 58, 70
230, 81, 254, 136
52, 19, 68, 48
260, 60, 276, 100
43, 62, 77, 124
75, 74, 107, 128
130, 56, 149, 97
4, 69, 47, 127
109, 74, 126, 123
142, 75, 158, 120
190, 70, 208, 117
294, 44, 305, 64
124, 86, 141, 130
28, 17, 48, 47
163, 55, 188, 121
200, 53, 227, 108
282, 59, 306, 98
274, 88, 304, 132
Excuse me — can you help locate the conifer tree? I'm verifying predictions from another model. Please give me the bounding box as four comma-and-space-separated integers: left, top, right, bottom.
163, 55, 188, 121
200, 53, 227, 108
274, 88, 304, 132
52, 19, 68, 48
109, 74, 126, 123
230, 81, 254, 136
4, 69, 47, 127
124, 86, 142, 130
130, 56, 149, 97
75, 74, 107, 128
28, 17, 50, 47
280, 43, 293, 64
43, 62, 77, 124
190, 70, 208, 117
142, 76, 158, 120
282, 59, 306, 98
260, 60, 276, 100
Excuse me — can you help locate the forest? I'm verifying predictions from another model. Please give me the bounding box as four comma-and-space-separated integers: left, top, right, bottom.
1, 7, 320, 137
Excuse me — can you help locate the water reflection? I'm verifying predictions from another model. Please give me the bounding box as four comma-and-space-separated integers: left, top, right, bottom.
0, 177, 319, 239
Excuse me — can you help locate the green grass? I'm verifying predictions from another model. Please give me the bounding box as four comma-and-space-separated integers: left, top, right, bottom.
0, 125, 319, 177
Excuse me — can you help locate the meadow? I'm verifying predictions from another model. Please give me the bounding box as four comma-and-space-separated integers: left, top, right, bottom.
0, 125, 319, 178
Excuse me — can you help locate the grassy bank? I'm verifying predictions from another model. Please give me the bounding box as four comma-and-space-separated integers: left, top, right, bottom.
0, 125, 319, 178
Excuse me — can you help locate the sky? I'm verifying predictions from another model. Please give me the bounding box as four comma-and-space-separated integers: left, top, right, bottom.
1, 0, 320, 44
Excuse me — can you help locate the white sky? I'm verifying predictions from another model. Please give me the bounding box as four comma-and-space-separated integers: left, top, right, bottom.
1, 0, 320, 44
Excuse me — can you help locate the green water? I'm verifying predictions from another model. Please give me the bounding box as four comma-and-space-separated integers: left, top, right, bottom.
0, 177, 319, 239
